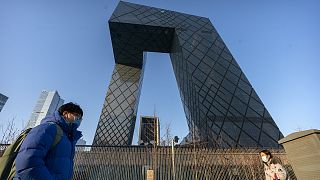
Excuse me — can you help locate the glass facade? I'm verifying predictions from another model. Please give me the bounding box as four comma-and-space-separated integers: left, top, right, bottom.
25, 90, 64, 129
0, 93, 8, 112
138, 116, 160, 146
93, 1, 283, 148
93, 63, 145, 146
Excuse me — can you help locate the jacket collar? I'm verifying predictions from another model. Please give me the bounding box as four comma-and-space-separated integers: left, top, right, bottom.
41, 111, 82, 141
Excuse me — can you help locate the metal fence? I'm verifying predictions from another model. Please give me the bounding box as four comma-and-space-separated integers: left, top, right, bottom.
1, 144, 296, 180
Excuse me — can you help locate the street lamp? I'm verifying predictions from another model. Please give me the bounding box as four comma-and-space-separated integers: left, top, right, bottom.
171, 136, 179, 180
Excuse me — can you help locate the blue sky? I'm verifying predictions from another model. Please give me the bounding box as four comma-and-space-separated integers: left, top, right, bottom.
1, 0, 319, 145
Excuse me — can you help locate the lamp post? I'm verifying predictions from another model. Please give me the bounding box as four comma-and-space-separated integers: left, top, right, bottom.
171, 136, 179, 180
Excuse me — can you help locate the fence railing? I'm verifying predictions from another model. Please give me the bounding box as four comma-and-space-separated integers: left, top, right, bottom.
0, 144, 296, 180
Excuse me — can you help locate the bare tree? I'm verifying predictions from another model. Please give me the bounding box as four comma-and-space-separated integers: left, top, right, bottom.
0, 118, 19, 144
160, 122, 172, 146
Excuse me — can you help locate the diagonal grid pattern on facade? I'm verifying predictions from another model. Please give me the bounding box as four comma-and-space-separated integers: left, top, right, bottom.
93, 1, 283, 148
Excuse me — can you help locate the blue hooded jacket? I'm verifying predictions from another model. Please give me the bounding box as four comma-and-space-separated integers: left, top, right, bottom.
15, 111, 82, 180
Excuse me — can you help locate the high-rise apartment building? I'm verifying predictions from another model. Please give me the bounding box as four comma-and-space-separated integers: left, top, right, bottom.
25, 90, 64, 129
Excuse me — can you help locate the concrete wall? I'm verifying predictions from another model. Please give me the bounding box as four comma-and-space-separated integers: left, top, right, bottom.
279, 129, 320, 180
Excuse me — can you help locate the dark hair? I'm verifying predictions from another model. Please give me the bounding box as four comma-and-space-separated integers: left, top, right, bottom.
58, 102, 83, 117
260, 149, 273, 159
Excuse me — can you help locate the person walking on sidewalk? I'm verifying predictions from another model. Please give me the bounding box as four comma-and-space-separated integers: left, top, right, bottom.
14, 102, 83, 180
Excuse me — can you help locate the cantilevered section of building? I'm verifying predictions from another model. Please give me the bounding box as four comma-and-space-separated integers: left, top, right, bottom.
93, 1, 283, 148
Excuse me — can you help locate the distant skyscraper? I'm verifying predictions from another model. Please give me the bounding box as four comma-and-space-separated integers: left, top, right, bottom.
25, 90, 64, 129
76, 138, 87, 151
0, 93, 9, 112
138, 116, 160, 146
76, 138, 87, 146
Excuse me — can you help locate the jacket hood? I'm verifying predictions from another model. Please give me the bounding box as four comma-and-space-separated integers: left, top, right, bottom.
41, 111, 82, 141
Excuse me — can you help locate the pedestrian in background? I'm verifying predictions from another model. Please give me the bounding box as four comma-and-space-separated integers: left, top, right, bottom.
260, 149, 288, 180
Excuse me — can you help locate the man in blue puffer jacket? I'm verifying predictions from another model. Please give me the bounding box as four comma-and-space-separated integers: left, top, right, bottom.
15, 102, 83, 180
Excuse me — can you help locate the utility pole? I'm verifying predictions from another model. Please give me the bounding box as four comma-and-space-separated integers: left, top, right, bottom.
152, 105, 157, 179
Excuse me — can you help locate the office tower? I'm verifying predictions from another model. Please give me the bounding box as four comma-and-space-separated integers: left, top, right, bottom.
0, 93, 9, 112
25, 90, 64, 129
76, 138, 87, 151
93, 1, 283, 148
76, 138, 87, 146
138, 116, 160, 146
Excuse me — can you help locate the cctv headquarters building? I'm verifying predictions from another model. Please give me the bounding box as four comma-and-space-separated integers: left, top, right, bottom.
92, 1, 284, 148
